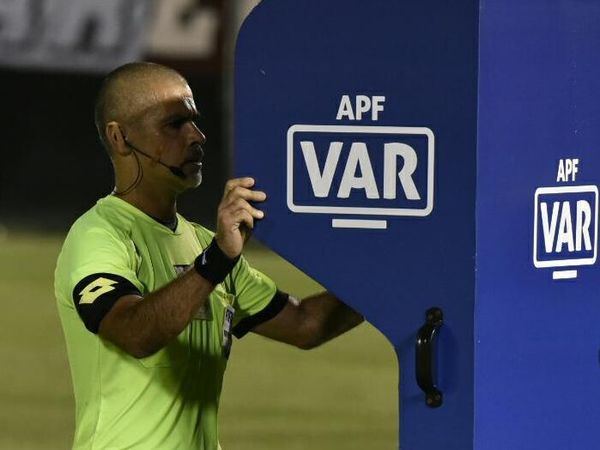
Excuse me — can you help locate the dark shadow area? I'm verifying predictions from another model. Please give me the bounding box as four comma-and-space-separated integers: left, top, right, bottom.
0, 67, 226, 232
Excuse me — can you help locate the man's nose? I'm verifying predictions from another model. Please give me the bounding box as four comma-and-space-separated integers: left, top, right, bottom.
190, 123, 207, 145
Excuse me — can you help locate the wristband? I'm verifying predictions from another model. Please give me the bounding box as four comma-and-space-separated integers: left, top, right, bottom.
194, 239, 239, 285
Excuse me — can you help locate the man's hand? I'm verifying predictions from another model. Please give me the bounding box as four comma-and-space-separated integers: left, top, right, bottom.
216, 177, 266, 259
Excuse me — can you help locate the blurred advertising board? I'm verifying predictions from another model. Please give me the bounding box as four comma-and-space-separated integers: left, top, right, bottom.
0, 0, 224, 73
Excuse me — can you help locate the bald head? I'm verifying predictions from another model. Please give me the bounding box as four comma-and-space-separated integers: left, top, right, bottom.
94, 62, 188, 151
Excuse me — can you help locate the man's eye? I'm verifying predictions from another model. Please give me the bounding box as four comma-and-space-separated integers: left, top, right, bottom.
169, 116, 201, 129
170, 119, 186, 129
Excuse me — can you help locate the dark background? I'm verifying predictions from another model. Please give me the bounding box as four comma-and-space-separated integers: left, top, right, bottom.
0, 0, 232, 232
0, 66, 226, 231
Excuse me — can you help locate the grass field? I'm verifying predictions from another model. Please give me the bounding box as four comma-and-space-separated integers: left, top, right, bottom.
0, 230, 398, 450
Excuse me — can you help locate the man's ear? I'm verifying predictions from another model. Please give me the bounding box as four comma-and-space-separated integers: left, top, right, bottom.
106, 122, 131, 156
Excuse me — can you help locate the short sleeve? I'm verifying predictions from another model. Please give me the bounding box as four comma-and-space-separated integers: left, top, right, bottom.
188, 222, 288, 338
226, 256, 288, 338
55, 224, 143, 333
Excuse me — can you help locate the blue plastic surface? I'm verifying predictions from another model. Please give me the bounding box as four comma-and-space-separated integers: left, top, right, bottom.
235, 1, 600, 448
476, 1, 600, 449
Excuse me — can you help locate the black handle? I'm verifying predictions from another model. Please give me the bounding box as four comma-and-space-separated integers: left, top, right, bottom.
415, 307, 444, 408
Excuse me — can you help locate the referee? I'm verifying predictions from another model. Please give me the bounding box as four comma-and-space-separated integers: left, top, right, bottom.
54, 62, 363, 449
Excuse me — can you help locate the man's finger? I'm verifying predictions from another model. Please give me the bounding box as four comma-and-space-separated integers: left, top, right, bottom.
233, 209, 255, 230
230, 198, 264, 219
222, 196, 261, 216
223, 187, 267, 205
219, 200, 264, 229
222, 177, 255, 199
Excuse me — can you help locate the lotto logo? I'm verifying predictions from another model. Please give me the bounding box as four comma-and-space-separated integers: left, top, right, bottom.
286, 125, 434, 227
533, 185, 598, 279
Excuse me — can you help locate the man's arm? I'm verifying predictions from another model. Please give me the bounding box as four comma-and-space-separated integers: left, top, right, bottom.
97, 177, 265, 358
98, 270, 211, 358
250, 292, 364, 350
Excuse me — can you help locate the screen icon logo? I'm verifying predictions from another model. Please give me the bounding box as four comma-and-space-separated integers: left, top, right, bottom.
287, 124, 434, 229
533, 185, 598, 279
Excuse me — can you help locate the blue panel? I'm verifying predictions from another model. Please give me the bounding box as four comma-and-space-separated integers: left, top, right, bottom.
477, 1, 600, 448
235, 1, 478, 448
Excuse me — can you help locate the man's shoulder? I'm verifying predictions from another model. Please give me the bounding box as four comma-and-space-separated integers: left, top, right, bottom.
58, 197, 136, 272
55, 198, 139, 295
66, 198, 129, 244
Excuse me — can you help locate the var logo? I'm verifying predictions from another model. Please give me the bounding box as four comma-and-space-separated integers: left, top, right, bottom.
287, 125, 434, 228
533, 185, 598, 279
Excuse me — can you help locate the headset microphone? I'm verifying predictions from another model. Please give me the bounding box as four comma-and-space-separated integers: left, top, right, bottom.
123, 139, 187, 179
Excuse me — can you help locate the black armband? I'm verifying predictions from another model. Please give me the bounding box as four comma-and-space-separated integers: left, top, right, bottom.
72, 273, 141, 334
194, 239, 239, 285
233, 290, 289, 338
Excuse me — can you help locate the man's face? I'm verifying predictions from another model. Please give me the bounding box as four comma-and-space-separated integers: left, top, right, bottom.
123, 76, 206, 191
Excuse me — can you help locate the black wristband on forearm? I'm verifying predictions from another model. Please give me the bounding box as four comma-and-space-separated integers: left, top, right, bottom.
194, 239, 239, 285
